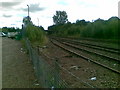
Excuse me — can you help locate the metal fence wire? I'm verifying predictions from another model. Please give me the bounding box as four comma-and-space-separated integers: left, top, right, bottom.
25, 38, 69, 88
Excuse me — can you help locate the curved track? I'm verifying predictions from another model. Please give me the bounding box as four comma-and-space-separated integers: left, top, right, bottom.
51, 38, 120, 74
53, 37, 120, 54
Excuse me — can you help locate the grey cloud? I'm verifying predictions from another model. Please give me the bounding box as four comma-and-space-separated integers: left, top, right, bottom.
3, 14, 12, 18
22, 4, 45, 12
2, 2, 21, 9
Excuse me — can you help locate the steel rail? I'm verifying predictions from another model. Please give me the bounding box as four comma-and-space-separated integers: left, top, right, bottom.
40, 47, 95, 88
60, 41, 120, 62
51, 39, 120, 74
53, 37, 119, 54
66, 41, 120, 54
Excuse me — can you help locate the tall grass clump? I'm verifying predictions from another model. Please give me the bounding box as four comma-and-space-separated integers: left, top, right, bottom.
25, 25, 48, 46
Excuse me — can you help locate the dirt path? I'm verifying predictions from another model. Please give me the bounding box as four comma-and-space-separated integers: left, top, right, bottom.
2, 37, 39, 88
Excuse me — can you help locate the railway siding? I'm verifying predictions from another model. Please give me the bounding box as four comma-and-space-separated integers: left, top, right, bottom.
62, 42, 120, 62
51, 38, 120, 74
38, 37, 120, 88
55, 37, 119, 54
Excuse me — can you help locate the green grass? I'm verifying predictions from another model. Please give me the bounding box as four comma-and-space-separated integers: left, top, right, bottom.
25, 25, 48, 47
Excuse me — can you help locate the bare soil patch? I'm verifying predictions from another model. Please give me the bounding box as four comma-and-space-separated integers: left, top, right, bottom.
2, 37, 40, 88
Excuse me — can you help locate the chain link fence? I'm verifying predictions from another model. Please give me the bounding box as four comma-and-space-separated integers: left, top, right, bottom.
25, 38, 69, 88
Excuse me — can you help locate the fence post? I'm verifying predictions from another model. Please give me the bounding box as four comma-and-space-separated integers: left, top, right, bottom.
37, 46, 39, 55
54, 58, 60, 88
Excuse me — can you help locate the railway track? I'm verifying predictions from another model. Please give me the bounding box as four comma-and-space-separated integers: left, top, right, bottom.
51, 37, 120, 63
66, 37, 119, 44
51, 39, 120, 74
52, 37, 119, 54
57, 40, 120, 62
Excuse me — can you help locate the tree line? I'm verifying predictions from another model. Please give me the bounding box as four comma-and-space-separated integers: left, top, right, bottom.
48, 11, 120, 40
1, 27, 21, 33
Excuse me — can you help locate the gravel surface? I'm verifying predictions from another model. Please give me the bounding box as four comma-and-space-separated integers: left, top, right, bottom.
2, 37, 40, 88
39, 39, 120, 88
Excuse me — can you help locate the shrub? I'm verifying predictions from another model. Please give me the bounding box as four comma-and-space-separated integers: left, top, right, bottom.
25, 25, 48, 46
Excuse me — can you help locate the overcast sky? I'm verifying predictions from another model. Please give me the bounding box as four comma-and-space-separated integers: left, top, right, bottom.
0, 0, 119, 29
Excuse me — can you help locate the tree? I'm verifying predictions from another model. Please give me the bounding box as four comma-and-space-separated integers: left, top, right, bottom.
23, 16, 33, 26
76, 19, 89, 26
2, 27, 17, 32
53, 11, 68, 25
